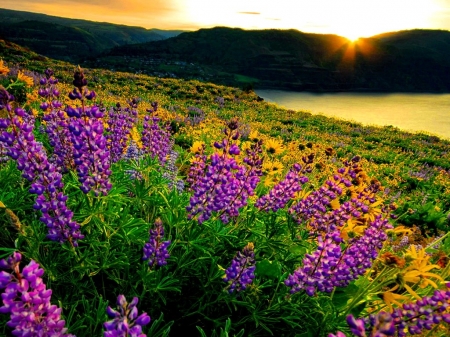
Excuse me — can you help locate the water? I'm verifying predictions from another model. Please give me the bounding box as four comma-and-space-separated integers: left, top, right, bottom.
255, 90, 450, 140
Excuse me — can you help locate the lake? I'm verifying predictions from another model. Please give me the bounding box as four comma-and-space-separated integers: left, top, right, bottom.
255, 90, 450, 140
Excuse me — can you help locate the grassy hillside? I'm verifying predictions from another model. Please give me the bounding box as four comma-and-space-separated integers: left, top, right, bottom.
1, 40, 450, 336
102, 27, 450, 92
0, 8, 183, 62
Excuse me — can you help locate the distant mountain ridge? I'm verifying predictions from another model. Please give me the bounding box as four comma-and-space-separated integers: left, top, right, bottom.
104, 27, 450, 92
0, 8, 184, 62
1, 8, 449, 92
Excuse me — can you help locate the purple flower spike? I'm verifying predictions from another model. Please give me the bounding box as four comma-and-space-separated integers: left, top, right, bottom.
141, 106, 172, 165
256, 163, 308, 212
104, 295, 150, 337
186, 121, 263, 224
66, 68, 112, 196
162, 150, 184, 192
0, 100, 83, 246
346, 315, 367, 337
223, 243, 256, 294
143, 218, 171, 268
106, 100, 138, 163
41, 75, 75, 171
285, 215, 392, 296
0, 85, 15, 112
0, 252, 75, 336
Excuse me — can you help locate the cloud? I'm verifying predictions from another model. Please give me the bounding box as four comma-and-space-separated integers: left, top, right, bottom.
3, 0, 177, 12
1, 0, 184, 28
238, 11, 260, 15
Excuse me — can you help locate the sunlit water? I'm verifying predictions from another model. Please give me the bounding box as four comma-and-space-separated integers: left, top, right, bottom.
255, 90, 450, 140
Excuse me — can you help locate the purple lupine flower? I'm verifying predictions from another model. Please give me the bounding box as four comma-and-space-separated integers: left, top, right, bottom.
0, 104, 83, 246
143, 218, 171, 268
43, 107, 74, 171
0, 135, 8, 164
67, 105, 112, 195
0, 85, 14, 112
125, 169, 143, 181
66, 68, 111, 196
238, 123, 251, 140
285, 215, 392, 296
123, 141, 142, 162
106, 100, 138, 163
256, 163, 308, 212
392, 235, 409, 252
104, 295, 151, 337
162, 150, 184, 193
186, 120, 263, 224
214, 96, 225, 109
290, 157, 382, 236
186, 149, 240, 224
0, 252, 75, 336
141, 106, 172, 165
38, 68, 61, 111
224, 243, 256, 294
227, 139, 264, 218
186, 144, 206, 191
289, 168, 352, 230
39, 70, 74, 171
346, 315, 368, 337
333, 283, 450, 336
185, 106, 205, 126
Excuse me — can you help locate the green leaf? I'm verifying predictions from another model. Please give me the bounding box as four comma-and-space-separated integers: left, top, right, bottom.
196, 326, 208, 337
0, 248, 16, 259
256, 259, 282, 279
146, 313, 173, 337
332, 283, 359, 310
289, 245, 307, 256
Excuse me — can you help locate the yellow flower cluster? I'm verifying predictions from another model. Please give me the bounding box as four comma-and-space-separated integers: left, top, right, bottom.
17, 70, 34, 87
0, 59, 9, 75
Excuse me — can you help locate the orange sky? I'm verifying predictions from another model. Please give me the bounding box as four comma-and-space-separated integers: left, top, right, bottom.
2, 0, 450, 40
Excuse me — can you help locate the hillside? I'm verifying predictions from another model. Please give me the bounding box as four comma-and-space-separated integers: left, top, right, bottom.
101, 27, 450, 92
0, 8, 183, 62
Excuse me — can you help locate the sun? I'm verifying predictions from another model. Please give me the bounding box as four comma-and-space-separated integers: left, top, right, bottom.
346, 34, 360, 43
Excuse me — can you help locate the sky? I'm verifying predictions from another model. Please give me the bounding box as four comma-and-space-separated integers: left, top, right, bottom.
2, 0, 450, 40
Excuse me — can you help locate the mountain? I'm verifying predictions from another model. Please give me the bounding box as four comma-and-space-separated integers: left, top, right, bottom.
0, 8, 183, 62
101, 27, 450, 92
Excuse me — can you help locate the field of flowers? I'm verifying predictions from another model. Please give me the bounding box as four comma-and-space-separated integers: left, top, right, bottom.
0, 50, 450, 337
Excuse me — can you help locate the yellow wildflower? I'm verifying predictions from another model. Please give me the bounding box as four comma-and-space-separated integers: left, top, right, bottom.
287, 141, 299, 152
341, 218, 367, 241
249, 130, 260, 142
262, 160, 284, 176
361, 198, 383, 223
241, 141, 252, 152
130, 127, 142, 148
264, 138, 284, 155
386, 226, 413, 236
263, 175, 280, 187
393, 246, 445, 299
190, 141, 205, 154
0, 60, 9, 75
293, 189, 311, 201
17, 70, 33, 87
382, 291, 409, 311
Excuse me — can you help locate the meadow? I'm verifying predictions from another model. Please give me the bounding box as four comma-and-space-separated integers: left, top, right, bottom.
0, 44, 450, 337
